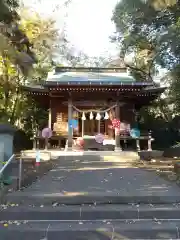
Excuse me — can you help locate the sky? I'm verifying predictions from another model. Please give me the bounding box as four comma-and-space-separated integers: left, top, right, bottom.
65, 0, 119, 57
22, 0, 119, 57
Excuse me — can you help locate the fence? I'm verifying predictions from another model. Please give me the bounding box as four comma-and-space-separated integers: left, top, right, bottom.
0, 153, 23, 191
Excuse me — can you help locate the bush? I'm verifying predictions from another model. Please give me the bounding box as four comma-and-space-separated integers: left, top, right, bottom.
13, 129, 33, 152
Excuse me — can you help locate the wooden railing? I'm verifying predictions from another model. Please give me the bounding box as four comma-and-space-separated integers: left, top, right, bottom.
33, 129, 153, 151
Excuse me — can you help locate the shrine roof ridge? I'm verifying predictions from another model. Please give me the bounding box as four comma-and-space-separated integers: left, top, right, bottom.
44, 81, 154, 86
46, 70, 137, 83
54, 66, 127, 73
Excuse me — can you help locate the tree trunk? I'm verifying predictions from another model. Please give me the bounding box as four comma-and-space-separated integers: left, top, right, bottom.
10, 88, 19, 124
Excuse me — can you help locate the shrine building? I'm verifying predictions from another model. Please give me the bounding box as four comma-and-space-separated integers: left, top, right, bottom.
23, 66, 165, 151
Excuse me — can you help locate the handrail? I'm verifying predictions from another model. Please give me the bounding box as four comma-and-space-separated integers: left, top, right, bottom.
0, 154, 15, 177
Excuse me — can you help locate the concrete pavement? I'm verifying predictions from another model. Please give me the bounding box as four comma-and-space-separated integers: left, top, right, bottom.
0, 220, 180, 239
2, 204, 180, 220
2, 153, 180, 239
6, 154, 180, 204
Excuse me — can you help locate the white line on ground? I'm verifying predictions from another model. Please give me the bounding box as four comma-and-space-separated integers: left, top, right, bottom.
3, 219, 180, 222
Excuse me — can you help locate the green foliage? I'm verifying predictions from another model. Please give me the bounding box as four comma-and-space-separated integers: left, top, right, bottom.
19, 8, 60, 82
22, 97, 48, 136
0, 0, 19, 24
112, 0, 180, 148
0, 0, 36, 75
138, 99, 178, 149
112, 0, 180, 79
0, 6, 61, 144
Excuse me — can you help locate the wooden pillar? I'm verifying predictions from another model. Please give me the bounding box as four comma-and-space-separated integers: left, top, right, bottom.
33, 130, 37, 149
82, 119, 84, 137
98, 120, 100, 133
134, 105, 141, 128
48, 99, 52, 129
114, 101, 122, 151
33, 139, 36, 150
136, 139, 140, 151
45, 137, 48, 150
148, 131, 152, 151
58, 139, 61, 148
67, 98, 73, 150
77, 112, 80, 136
105, 121, 107, 135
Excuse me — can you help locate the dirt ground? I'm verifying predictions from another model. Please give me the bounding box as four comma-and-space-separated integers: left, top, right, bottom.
0, 156, 57, 199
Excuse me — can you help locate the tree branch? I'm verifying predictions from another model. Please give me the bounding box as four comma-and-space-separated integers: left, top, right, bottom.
147, 51, 159, 80
125, 63, 153, 81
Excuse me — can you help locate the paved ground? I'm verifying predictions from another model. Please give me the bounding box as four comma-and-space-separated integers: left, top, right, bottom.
3, 154, 180, 239
0, 220, 180, 240
6, 154, 180, 204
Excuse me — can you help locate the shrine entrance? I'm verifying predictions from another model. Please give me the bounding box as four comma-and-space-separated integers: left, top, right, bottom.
72, 103, 117, 138
79, 116, 100, 136
23, 67, 165, 151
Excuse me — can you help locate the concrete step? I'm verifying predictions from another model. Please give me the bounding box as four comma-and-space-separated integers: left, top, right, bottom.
0, 220, 180, 239
5, 192, 180, 205
51, 162, 137, 170
55, 152, 139, 162
1, 204, 180, 221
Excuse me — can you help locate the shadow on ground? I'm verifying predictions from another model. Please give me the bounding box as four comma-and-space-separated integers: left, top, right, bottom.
6, 154, 180, 205
0, 157, 58, 195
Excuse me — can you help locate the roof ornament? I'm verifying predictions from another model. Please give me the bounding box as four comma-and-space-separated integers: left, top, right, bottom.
104, 112, 109, 120
89, 112, 94, 120
96, 113, 101, 120
81, 112, 86, 120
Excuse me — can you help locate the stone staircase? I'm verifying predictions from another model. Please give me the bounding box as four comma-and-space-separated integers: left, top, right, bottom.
1, 154, 180, 239
1, 203, 180, 239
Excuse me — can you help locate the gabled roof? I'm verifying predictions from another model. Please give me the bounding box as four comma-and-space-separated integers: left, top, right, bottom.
142, 86, 167, 94
46, 71, 135, 84
22, 85, 46, 92
23, 67, 162, 93
45, 67, 151, 86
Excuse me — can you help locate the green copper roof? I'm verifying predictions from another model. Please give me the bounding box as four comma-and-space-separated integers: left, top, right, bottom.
46, 71, 136, 84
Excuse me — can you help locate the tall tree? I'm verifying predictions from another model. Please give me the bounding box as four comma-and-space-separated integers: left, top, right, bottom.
0, 6, 64, 127
112, 0, 180, 148
19, 7, 62, 82
0, 0, 36, 74
112, 0, 180, 81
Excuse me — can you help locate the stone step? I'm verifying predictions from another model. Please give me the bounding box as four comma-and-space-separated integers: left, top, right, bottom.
5, 193, 180, 205
57, 152, 139, 160
52, 162, 137, 170
0, 220, 180, 239
55, 159, 139, 165
1, 204, 180, 221
55, 160, 137, 165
